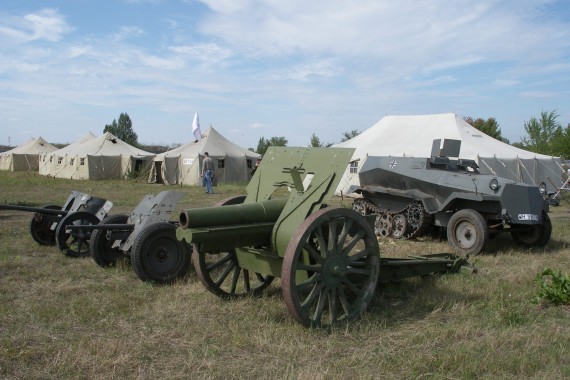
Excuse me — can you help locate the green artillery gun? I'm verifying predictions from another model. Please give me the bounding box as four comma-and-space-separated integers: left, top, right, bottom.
0, 191, 112, 257
176, 147, 474, 328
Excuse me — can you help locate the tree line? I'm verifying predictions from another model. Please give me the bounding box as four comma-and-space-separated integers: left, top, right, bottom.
103, 111, 570, 159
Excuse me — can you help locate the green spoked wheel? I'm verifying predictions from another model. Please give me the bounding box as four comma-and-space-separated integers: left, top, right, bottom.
281, 207, 380, 328
29, 205, 61, 246
55, 211, 100, 257
192, 249, 274, 299
192, 195, 274, 299
90, 214, 129, 267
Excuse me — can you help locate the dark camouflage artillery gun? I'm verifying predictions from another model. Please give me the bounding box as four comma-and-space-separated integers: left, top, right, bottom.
351, 139, 551, 256
176, 147, 473, 328
0, 191, 112, 257
78, 191, 191, 284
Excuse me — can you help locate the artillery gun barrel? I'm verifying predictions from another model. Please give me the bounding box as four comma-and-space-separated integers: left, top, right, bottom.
179, 198, 287, 229
0, 204, 68, 216
177, 198, 288, 251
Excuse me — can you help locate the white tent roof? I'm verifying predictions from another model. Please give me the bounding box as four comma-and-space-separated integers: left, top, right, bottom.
335, 113, 554, 160
157, 127, 259, 159
54, 132, 154, 157
2, 137, 58, 155
46, 132, 97, 156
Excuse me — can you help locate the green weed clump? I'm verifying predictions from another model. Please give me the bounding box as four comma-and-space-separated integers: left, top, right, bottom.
534, 268, 570, 305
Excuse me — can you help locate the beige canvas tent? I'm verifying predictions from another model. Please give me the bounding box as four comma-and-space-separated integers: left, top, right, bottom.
148, 127, 260, 186
38, 132, 96, 177
0, 137, 58, 171
335, 113, 562, 195
39, 132, 155, 180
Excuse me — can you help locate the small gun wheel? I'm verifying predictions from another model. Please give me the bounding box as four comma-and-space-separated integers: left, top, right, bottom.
29, 205, 61, 246
131, 222, 191, 284
55, 211, 100, 257
90, 214, 129, 267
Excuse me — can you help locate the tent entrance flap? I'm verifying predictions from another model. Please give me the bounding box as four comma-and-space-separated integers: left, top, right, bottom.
154, 161, 164, 184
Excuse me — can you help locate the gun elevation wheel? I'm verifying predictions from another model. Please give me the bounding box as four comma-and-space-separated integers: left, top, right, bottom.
90, 214, 129, 267
131, 222, 191, 284
29, 205, 61, 245
56, 211, 100, 257
447, 209, 489, 256
282, 207, 380, 328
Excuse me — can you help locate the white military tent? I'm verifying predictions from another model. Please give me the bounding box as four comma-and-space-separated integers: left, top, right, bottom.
335, 113, 562, 195
148, 127, 260, 186
0, 137, 58, 171
39, 132, 155, 180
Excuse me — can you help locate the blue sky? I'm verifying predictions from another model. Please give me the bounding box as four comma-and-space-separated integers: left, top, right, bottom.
1, 0, 569, 149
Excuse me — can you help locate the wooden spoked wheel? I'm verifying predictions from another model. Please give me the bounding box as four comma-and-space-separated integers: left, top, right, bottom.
192, 195, 274, 299
282, 207, 380, 328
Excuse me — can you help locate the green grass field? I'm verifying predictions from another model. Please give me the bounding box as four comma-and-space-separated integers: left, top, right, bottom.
1, 171, 569, 379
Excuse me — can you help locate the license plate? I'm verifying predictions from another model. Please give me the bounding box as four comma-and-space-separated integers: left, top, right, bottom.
518, 214, 539, 221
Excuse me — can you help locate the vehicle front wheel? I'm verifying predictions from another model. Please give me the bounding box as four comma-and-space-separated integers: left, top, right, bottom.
447, 209, 488, 256
511, 212, 552, 247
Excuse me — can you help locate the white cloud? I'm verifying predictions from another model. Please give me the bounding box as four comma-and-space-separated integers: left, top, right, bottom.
520, 91, 558, 98
196, 0, 570, 74
280, 60, 341, 81
25, 8, 71, 42
138, 53, 185, 70
112, 26, 145, 42
0, 8, 72, 44
169, 43, 232, 63
66, 45, 93, 59
199, 0, 253, 14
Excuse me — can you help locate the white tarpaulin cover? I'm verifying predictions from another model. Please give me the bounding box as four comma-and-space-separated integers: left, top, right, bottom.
335, 113, 562, 195
0, 137, 58, 171
148, 127, 260, 186
39, 132, 155, 180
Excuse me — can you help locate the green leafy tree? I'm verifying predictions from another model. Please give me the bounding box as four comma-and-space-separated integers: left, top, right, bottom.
519, 110, 562, 155
464, 116, 509, 143
550, 123, 570, 159
340, 129, 360, 142
309, 133, 333, 147
104, 113, 138, 146
256, 136, 288, 155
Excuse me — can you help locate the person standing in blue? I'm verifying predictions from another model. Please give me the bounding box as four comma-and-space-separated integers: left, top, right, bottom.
201, 152, 215, 194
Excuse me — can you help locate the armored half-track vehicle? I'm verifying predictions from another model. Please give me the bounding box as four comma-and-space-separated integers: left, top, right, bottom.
350, 139, 552, 256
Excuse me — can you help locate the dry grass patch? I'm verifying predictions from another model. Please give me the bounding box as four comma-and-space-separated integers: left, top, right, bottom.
1, 170, 570, 379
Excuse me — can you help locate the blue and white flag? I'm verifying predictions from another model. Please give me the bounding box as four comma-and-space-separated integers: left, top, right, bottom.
192, 112, 202, 142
